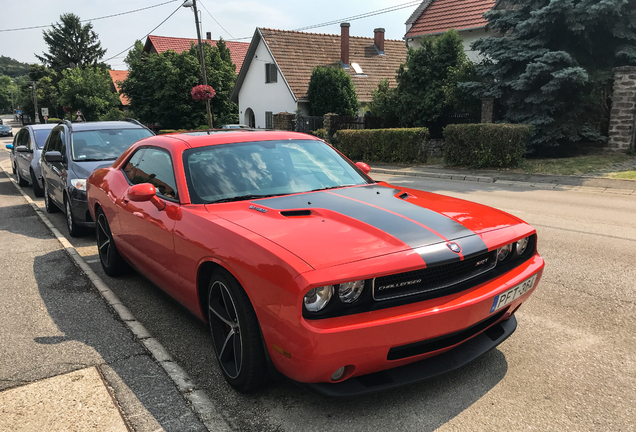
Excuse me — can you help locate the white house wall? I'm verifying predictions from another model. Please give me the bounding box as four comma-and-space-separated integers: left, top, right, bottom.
238, 38, 298, 128
406, 27, 488, 63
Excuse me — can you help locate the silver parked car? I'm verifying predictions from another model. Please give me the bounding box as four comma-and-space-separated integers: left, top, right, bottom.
6, 124, 56, 197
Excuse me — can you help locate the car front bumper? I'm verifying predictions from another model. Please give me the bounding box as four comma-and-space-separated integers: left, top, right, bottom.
264, 253, 544, 393
69, 190, 95, 228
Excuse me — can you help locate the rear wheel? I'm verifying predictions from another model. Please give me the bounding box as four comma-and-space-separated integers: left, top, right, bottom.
96, 207, 129, 276
208, 271, 267, 392
43, 181, 59, 213
31, 169, 44, 197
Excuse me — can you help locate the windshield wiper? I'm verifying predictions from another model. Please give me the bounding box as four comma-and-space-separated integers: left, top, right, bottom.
208, 193, 288, 204
308, 185, 352, 192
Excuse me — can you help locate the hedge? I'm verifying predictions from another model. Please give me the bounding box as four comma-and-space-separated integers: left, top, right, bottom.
158, 129, 188, 134
443, 123, 533, 168
336, 128, 428, 163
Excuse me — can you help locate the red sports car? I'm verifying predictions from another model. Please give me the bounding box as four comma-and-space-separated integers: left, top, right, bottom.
87, 130, 544, 396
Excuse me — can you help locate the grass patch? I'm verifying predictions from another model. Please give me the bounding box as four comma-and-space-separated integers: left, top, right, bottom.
512, 154, 636, 176
611, 170, 636, 180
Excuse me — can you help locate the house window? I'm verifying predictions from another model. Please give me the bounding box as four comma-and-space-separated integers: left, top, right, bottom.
265, 63, 277, 83
265, 111, 273, 129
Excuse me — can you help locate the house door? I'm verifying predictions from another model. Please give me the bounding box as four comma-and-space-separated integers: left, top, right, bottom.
245, 108, 255, 128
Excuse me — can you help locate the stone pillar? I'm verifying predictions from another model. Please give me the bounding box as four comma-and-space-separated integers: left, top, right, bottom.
481, 97, 495, 123
608, 66, 636, 151
323, 113, 339, 135
273, 112, 295, 131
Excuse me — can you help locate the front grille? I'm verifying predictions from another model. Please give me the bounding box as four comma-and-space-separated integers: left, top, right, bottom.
373, 250, 497, 301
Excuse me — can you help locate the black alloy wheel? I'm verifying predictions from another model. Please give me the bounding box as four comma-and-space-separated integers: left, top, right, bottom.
208, 271, 266, 392
43, 181, 58, 213
96, 207, 128, 276
65, 197, 83, 237
31, 169, 44, 197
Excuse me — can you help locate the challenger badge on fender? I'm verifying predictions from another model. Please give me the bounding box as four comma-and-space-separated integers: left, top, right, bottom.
447, 242, 462, 253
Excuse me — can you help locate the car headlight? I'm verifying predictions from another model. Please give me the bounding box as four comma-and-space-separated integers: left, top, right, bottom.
516, 237, 530, 255
338, 280, 364, 304
70, 178, 87, 191
303, 286, 334, 312
497, 243, 512, 261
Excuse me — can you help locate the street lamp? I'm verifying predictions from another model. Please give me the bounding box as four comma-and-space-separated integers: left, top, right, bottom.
182, 0, 213, 129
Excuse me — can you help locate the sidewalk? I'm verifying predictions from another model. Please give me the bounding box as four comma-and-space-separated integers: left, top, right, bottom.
0, 159, 214, 431
369, 163, 636, 195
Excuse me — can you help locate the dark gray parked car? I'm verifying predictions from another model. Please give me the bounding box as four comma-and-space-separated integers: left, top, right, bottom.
40, 120, 154, 236
6, 124, 56, 196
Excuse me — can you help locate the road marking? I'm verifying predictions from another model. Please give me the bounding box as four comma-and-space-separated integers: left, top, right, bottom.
0, 163, 229, 432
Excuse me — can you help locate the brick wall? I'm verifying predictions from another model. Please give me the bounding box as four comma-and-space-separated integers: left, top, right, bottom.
608, 66, 636, 151
273, 113, 295, 131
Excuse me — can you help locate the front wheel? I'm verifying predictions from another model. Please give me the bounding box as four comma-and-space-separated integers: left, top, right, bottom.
31, 170, 44, 197
208, 271, 267, 392
96, 207, 129, 276
43, 181, 59, 213
65, 197, 84, 237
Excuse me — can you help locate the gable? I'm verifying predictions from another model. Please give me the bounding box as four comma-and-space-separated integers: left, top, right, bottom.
406, 0, 495, 38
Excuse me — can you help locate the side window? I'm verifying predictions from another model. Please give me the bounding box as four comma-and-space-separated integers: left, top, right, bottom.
45, 128, 63, 153
16, 130, 28, 148
124, 147, 178, 200
265, 63, 277, 83
24, 130, 33, 151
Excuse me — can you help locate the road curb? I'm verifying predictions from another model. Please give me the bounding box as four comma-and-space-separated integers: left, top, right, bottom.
1, 165, 230, 432
371, 168, 636, 195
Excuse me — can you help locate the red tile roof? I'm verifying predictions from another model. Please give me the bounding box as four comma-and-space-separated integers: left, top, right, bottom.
144, 35, 250, 74
258, 28, 407, 102
406, 0, 495, 38
108, 70, 130, 106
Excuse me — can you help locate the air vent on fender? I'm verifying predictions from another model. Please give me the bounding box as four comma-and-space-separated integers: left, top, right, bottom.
280, 210, 312, 217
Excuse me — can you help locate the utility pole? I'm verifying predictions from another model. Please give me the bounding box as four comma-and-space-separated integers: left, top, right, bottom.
184, 0, 213, 128
31, 81, 41, 124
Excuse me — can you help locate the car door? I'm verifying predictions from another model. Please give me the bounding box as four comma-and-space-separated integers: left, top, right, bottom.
116, 146, 182, 295
15, 129, 32, 179
41, 127, 67, 207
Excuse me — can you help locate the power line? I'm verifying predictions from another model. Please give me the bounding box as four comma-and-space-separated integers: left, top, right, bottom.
0, 0, 179, 32
198, 0, 235, 40
103, 2, 184, 62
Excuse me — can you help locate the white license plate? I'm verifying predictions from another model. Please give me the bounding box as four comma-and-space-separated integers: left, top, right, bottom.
490, 274, 537, 313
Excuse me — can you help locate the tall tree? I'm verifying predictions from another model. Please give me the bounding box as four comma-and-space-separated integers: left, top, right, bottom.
473, 0, 636, 152
29, 64, 61, 118
58, 66, 119, 121
307, 66, 359, 116
121, 39, 238, 129
0, 75, 19, 112
36, 13, 107, 70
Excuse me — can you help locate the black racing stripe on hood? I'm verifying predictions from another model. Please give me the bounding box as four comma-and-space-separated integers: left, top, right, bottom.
257, 191, 443, 249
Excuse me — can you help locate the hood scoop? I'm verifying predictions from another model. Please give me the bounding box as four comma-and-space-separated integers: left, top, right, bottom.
280, 210, 312, 217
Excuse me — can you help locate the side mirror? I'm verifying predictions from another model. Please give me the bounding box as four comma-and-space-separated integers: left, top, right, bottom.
16, 145, 29, 153
44, 151, 63, 163
355, 162, 371, 175
5, 144, 13, 150
127, 183, 166, 211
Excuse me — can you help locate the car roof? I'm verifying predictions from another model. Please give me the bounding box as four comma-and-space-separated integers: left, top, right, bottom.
160, 130, 319, 149
64, 121, 146, 131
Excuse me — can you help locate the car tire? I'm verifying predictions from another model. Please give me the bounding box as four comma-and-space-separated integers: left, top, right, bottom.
16, 169, 28, 187
208, 271, 267, 392
96, 207, 129, 276
43, 181, 59, 213
65, 196, 84, 237
31, 169, 44, 197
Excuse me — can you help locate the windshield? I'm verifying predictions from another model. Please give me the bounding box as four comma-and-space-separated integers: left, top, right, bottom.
33, 129, 53, 149
72, 128, 153, 161
184, 140, 371, 204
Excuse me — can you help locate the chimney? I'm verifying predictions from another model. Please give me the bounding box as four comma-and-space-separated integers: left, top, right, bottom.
340, 23, 350, 68
206, 31, 211, 40
374, 28, 385, 55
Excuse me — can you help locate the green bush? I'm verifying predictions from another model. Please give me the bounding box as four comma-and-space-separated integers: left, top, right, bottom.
158, 129, 188, 135
45, 117, 61, 123
311, 128, 328, 140
443, 124, 532, 168
336, 128, 428, 163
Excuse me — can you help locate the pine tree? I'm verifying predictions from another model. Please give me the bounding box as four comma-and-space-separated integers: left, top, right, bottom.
473, 0, 636, 153
36, 13, 107, 70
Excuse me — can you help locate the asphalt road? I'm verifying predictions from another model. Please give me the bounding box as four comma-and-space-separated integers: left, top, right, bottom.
2, 117, 635, 431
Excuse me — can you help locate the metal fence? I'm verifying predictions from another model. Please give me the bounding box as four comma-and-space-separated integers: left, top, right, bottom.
331, 115, 383, 132
294, 116, 324, 133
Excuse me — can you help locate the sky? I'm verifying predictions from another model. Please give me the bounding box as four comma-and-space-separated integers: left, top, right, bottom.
0, 0, 420, 70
